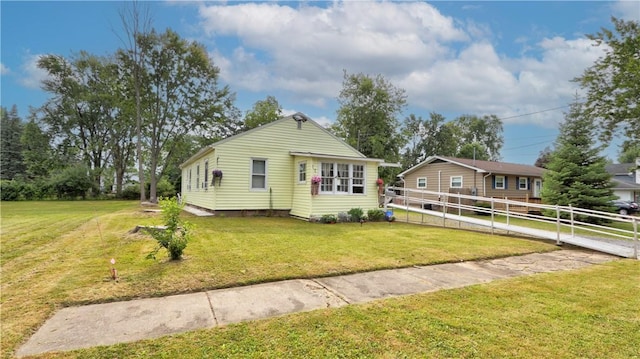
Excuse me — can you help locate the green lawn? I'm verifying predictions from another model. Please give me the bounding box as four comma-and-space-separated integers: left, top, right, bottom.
1, 201, 638, 358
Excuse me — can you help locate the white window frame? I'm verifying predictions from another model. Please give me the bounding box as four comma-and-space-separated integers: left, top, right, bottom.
450, 175, 463, 189
417, 177, 427, 189
319, 162, 366, 195
196, 164, 200, 190
519, 177, 528, 190
495, 175, 505, 190
250, 158, 268, 191
204, 160, 209, 190
298, 161, 307, 184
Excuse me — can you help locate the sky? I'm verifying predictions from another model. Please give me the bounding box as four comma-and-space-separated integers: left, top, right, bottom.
1, 1, 639, 165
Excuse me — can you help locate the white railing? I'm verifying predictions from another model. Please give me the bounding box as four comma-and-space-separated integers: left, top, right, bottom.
384, 187, 639, 259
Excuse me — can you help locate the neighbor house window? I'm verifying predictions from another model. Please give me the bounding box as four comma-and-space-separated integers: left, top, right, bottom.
450, 176, 463, 188
494, 175, 505, 189
417, 177, 427, 188
196, 164, 200, 190
298, 161, 307, 183
518, 177, 529, 190
251, 159, 267, 190
320, 162, 365, 194
204, 160, 209, 190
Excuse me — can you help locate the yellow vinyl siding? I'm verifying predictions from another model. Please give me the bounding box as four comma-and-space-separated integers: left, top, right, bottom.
181, 117, 380, 217
181, 149, 217, 210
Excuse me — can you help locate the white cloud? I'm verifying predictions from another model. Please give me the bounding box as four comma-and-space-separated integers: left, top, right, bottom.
611, 0, 640, 21
197, 1, 610, 127
0, 63, 9, 75
18, 54, 49, 90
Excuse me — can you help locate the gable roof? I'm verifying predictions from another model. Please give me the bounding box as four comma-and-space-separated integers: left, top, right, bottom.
398, 155, 545, 177
606, 163, 635, 175
180, 113, 371, 168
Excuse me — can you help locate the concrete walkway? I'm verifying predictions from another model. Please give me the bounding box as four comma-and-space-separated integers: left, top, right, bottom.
17, 249, 618, 357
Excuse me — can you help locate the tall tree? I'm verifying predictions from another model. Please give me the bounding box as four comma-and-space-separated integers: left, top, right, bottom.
243, 95, 282, 130
132, 29, 237, 203
118, 1, 152, 202
541, 100, 615, 219
21, 114, 55, 180
618, 140, 640, 164
400, 112, 458, 169
331, 71, 407, 180
534, 146, 553, 168
0, 105, 25, 180
574, 17, 640, 144
452, 114, 503, 161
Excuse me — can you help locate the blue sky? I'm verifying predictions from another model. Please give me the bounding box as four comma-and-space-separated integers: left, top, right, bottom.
2, 1, 638, 165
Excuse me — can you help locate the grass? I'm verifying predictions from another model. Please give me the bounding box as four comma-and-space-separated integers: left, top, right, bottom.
1, 201, 637, 358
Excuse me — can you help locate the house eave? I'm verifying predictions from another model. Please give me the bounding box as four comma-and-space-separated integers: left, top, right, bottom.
289, 151, 383, 163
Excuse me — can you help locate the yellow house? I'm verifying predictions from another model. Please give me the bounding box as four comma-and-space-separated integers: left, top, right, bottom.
179, 113, 386, 220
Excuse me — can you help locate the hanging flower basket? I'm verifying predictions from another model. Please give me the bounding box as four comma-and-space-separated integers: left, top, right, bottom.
376, 178, 384, 185
311, 175, 321, 195
212, 169, 223, 186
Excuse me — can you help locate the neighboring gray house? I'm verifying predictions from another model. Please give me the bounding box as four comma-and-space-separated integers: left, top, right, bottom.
606, 158, 640, 202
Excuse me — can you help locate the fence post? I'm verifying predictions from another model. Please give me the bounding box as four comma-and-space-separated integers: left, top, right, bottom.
634, 217, 638, 260
404, 188, 409, 223
442, 194, 447, 227
457, 195, 462, 228
490, 198, 495, 235
556, 205, 561, 245
569, 204, 574, 238
506, 197, 510, 230
421, 190, 425, 224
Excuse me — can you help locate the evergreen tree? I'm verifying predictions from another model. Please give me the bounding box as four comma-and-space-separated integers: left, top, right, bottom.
0, 105, 25, 180
21, 116, 55, 180
541, 101, 615, 221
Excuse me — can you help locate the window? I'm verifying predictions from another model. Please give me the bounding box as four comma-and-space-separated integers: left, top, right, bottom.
196, 164, 200, 190
417, 177, 427, 188
298, 161, 307, 183
352, 164, 364, 194
450, 176, 463, 188
204, 160, 209, 190
320, 162, 365, 194
518, 177, 529, 190
251, 159, 267, 190
494, 175, 505, 189
188, 169, 192, 191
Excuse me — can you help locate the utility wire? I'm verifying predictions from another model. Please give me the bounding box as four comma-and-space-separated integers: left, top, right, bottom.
500, 105, 569, 120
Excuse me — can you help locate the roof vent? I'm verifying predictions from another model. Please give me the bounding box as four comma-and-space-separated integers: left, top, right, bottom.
292, 112, 309, 130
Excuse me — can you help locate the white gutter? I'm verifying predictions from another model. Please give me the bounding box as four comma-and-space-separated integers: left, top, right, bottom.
483, 172, 493, 197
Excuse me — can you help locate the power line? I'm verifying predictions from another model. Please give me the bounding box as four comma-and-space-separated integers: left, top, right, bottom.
500, 105, 569, 120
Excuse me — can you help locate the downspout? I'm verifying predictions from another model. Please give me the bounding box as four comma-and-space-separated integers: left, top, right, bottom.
483, 172, 493, 197
438, 171, 442, 193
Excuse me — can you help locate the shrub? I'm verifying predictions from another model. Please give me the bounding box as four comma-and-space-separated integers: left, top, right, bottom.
347, 207, 364, 222
337, 212, 349, 223
49, 165, 94, 199
121, 184, 140, 200
319, 214, 337, 224
146, 197, 192, 260
156, 178, 176, 198
0, 180, 20, 201
367, 209, 385, 222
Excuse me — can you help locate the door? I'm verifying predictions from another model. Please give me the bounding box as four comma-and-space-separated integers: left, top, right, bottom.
533, 178, 542, 198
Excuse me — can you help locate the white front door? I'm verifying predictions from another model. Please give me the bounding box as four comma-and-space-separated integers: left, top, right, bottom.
533, 178, 542, 198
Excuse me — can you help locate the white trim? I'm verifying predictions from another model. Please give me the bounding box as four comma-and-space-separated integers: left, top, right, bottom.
298, 161, 307, 184
250, 158, 268, 191
495, 175, 505, 190
450, 175, 463, 189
